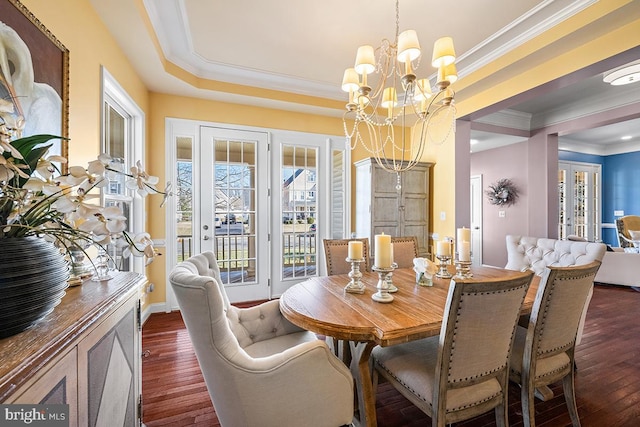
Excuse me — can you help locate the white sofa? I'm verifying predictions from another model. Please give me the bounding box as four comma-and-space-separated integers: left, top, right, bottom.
505, 234, 638, 288
505, 236, 606, 274
594, 248, 640, 288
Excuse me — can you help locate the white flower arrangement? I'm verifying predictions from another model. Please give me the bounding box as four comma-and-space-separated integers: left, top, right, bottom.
1, 102, 170, 266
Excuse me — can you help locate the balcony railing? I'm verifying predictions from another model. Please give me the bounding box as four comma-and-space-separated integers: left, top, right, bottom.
177, 232, 317, 280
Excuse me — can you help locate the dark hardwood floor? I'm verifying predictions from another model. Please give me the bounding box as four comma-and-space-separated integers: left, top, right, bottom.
142, 284, 640, 426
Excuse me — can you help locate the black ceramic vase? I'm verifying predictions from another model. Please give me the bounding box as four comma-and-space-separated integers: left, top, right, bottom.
0, 237, 70, 339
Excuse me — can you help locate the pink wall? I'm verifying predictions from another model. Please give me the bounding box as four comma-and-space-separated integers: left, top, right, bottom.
470, 136, 559, 267
471, 142, 528, 267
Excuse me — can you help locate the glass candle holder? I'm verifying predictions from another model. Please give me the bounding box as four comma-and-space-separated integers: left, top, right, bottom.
92, 248, 113, 281
454, 259, 473, 279
435, 254, 452, 278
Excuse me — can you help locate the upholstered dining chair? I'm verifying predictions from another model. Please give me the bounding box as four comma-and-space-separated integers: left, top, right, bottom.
509, 261, 601, 427
390, 236, 419, 268
372, 271, 534, 427
323, 237, 370, 275
169, 252, 354, 427
616, 215, 640, 248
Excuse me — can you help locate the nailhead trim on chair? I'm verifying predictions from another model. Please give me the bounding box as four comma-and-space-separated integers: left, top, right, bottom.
375, 363, 503, 413
448, 285, 526, 382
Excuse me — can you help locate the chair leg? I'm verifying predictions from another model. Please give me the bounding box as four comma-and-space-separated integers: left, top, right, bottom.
562, 372, 582, 427
521, 382, 537, 427
494, 399, 508, 427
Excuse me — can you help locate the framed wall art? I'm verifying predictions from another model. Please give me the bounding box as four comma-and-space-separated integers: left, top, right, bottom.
0, 0, 69, 160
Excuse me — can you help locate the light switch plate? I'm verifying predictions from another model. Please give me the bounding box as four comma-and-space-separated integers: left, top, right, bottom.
614, 210, 624, 217
499, 210, 506, 218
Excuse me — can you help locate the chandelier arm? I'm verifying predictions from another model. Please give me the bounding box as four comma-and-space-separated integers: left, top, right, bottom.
425, 103, 457, 146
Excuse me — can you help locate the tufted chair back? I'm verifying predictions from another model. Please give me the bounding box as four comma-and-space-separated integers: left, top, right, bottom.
505, 235, 606, 275
169, 252, 354, 427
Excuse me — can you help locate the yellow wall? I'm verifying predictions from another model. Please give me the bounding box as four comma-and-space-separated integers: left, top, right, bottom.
22, 0, 149, 164
22, 0, 151, 304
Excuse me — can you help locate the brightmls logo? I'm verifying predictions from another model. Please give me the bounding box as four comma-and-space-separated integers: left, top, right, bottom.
0, 405, 68, 427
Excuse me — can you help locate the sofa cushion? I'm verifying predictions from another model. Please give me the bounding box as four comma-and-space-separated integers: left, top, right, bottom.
505, 236, 606, 276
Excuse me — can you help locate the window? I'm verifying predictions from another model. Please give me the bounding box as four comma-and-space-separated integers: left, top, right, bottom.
101, 67, 146, 273
558, 161, 601, 241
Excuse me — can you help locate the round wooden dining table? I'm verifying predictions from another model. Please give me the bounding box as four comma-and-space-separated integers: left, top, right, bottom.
280, 265, 538, 427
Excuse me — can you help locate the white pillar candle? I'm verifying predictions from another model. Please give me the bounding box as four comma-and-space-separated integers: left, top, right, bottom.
459, 241, 471, 262
457, 227, 471, 243
348, 241, 363, 259
436, 240, 451, 257
374, 233, 392, 268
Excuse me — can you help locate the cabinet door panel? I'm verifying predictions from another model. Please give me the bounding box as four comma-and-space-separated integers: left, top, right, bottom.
373, 196, 399, 223
8, 348, 78, 427
78, 296, 139, 427
403, 169, 428, 193
403, 197, 428, 222
374, 171, 399, 195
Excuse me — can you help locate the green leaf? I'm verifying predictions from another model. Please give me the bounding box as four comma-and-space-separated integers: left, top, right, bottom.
6, 134, 67, 188
10, 134, 65, 158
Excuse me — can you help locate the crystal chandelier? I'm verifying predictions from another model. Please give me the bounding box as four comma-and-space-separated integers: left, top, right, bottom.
342, 0, 457, 181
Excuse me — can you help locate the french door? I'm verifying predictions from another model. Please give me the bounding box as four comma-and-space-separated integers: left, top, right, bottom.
166, 119, 348, 306
200, 127, 269, 302
558, 161, 601, 241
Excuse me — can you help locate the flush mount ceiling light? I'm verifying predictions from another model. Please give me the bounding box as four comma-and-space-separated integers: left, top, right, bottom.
603, 61, 640, 86
341, 0, 457, 185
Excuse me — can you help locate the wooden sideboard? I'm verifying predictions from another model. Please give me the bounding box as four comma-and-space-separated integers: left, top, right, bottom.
0, 272, 147, 427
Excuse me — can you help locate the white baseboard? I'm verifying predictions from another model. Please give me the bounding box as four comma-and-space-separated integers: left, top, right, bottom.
141, 302, 170, 325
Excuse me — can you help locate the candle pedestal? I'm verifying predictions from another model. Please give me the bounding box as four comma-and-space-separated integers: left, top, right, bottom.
371, 265, 395, 303
385, 262, 399, 293
454, 259, 473, 279
344, 257, 366, 294
435, 255, 452, 279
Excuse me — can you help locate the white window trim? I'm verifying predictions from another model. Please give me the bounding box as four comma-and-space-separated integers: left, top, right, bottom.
101, 66, 146, 274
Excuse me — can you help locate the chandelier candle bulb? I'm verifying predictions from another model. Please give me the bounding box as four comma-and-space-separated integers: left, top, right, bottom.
348, 241, 363, 259
374, 233, 392, 268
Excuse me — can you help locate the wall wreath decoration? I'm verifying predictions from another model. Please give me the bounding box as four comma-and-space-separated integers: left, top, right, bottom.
486, 178, 519, 206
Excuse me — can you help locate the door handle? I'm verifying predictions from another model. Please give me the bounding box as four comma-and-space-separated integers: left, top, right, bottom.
203, 235, 210, 240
